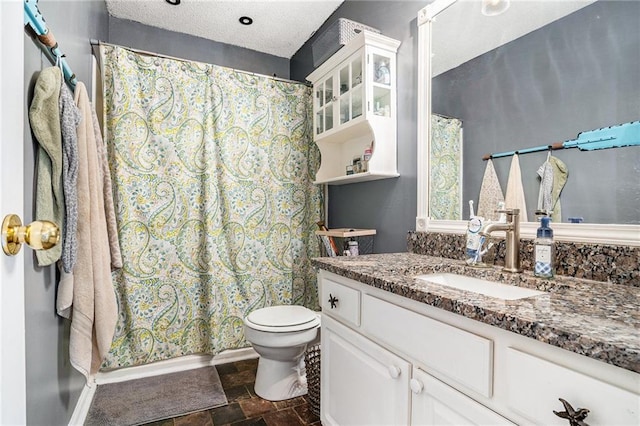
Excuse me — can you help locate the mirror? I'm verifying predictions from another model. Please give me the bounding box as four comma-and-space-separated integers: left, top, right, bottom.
416, 0, 640, 245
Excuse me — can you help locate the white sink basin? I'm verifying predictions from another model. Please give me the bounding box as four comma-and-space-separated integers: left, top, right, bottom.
415, 273, 545, 300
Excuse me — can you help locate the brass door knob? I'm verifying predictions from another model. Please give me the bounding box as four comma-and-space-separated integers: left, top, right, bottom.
2, 214, 60, 256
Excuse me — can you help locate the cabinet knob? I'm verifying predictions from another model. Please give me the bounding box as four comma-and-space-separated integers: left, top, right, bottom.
410, 378, 424, 394
388, 365, 401, 379
328, 293, 338, 309
332, 96, 338, 102
553, 398, 590, 426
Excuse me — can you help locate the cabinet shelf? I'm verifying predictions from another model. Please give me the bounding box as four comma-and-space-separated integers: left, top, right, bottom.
314, 171, 399, 185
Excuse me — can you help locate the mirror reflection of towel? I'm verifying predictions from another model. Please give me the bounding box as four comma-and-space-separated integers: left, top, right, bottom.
505, 154, 528, 222
549, 156, 568, 223
477, 159, 504, 221
537, 160, 554, 213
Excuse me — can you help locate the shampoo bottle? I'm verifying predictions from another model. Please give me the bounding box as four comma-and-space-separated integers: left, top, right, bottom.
534, 217, 554, 278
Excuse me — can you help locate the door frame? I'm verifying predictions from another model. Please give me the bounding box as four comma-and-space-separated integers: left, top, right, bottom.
0, 0, 27, 424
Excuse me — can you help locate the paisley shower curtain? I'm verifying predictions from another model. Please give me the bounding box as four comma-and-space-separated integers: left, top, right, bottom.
100, 45, 322, 369
430, 114, 463, 220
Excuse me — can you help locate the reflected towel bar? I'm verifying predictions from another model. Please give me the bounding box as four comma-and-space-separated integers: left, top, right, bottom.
482, 121, 640, 161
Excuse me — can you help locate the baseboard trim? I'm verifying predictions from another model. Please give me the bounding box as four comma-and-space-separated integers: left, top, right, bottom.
95, 347, 258, 385
68, 383, 97, 426
69, 347, 258, 425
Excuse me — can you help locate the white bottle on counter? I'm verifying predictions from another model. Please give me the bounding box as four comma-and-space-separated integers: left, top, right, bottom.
534, 216, 554, 278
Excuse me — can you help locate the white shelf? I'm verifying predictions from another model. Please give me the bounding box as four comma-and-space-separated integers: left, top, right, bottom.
314, 171, 399, 186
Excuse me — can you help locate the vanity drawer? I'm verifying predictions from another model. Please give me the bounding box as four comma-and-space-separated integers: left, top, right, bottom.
505, 347, 640, 425
321, 276, 360, 327
361, 294, 493, 398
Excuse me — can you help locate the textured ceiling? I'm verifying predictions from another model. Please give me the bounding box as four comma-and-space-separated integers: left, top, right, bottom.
105, 0, 344, 59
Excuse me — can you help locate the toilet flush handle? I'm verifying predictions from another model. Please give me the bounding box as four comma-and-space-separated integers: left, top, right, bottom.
328, 294, 338, 309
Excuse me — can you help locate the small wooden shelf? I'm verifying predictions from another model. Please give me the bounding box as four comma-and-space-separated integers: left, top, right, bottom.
315, 228, 377, 238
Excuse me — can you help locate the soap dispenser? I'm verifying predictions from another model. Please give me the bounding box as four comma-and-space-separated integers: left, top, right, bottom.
534, 216, 554, 278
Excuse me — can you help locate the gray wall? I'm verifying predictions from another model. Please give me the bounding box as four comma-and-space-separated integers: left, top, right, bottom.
432, 1, 640, 224
109, 17, 290, 79
291, 1, 430, 253
24, 2, 109, 425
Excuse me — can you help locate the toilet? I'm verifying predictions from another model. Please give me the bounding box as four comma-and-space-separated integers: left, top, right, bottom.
243, 305, 321, 401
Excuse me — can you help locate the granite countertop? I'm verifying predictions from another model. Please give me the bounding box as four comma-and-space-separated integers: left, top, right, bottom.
311, 252, 640, 374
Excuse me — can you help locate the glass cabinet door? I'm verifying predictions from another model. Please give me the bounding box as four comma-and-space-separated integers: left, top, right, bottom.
315, 82, 324, 135
315, 76, 335, 135
372, 53, 392, 117
324, 76, 334, 132
338, 56, 364, 126
339, 65, 350, 125
351, 56, 363, 120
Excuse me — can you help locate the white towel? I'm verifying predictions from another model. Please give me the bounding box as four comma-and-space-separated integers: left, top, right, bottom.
477, 159, 504, 221
505, 154, 528, 222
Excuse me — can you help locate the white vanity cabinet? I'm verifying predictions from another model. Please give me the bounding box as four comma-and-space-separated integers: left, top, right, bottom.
410, 368, 514, 426
322, 315, 411, 426
307, 31, 401, 185
318, 270, 640, 425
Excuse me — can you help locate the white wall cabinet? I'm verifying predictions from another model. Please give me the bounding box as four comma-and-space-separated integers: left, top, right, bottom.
307, 31, 401, 185
318, 270, 640, 426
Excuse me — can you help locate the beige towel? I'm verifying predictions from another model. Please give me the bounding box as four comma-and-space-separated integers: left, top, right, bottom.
477, 159, 504, 221
65, 82, 118, 380
550, 156, 569, 223
91, 106, 123, 269
505, 154, 528, 222
29, 67, 64, 265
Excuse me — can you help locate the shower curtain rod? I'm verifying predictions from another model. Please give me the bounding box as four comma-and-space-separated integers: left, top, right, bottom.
25, 0, 77, 88
433, 112, 462, 122
90, 39, 311, 87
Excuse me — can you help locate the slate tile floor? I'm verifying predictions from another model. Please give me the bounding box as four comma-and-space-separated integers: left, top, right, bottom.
142, 358, 321, 426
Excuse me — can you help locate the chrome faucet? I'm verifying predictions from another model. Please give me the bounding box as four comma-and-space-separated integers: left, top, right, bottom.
480, 209, 522, 273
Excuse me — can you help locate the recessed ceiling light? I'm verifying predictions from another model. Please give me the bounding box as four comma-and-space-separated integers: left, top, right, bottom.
165, 0, 181, 5
239, 16, 253, 26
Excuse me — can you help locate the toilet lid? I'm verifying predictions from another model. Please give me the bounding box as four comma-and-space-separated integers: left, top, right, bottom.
247, 305, 317, 328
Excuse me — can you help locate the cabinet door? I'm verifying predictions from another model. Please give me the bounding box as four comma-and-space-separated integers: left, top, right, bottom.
322, 315, 411, 426
341, 53, 364, 123
369, 49, 394, 118
411, 368, 514, 426
505, 348, 640, 425
315, 75, 335, 136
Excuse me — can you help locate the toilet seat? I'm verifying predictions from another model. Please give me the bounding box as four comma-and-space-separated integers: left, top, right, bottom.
245, 305, 320, 333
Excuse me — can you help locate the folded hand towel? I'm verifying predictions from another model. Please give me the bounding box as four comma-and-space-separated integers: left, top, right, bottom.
550, 156, 569, 223
536, 159, 554, 213
477, 159, 504, 221
29, 67, 64, 265
505, 154, 528, 222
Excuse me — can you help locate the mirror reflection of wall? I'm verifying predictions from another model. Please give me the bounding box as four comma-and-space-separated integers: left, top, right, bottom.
430, 0, 640, 224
